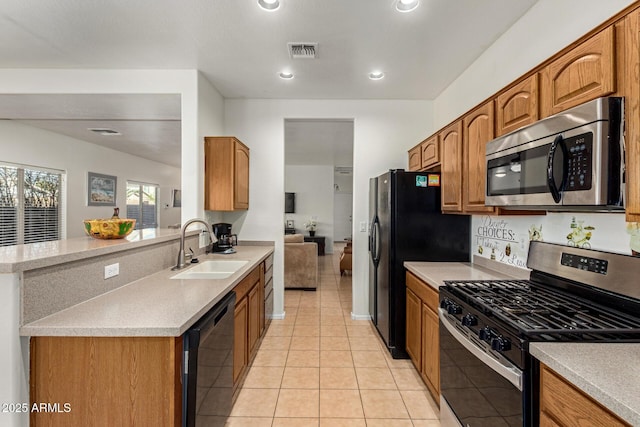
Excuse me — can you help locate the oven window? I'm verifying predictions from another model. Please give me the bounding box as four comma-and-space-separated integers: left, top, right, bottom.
487, 144, 550, 196
440, 320, 523, 426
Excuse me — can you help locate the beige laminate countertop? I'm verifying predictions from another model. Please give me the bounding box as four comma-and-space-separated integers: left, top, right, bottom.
531, 342, 640, 426
19, 245, 274, 337
0, 228, 193, 273
404, 257, 530, 289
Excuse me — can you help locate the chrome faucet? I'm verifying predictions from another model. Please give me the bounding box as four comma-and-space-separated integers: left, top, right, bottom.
172, 218, 217, 270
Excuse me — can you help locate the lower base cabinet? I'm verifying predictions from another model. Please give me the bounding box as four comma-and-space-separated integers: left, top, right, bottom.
30, 336, 182, 426
540, 363, 630, 427
405, 271, 440, 402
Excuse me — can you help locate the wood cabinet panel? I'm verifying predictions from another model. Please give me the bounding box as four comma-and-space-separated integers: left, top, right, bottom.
405, 288, 422, 369
540, 364, 630, 427
463, 102, 496, 214
541, 26, 616, 117
234, 142, 250, 209
408, 145, 422, 171
406, 271, 438, 312
205, 136, 250, 211
496, 74, 539, 136
440, 121, 463, 212
421, 136, 440, 169
30, 336, 181, 427
421, 303, 440, 399
248, 281, 260, 357
233, 296, 248, 384
624, 9, 640, 222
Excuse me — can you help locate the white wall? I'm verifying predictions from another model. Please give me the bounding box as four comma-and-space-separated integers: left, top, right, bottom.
225, 99, 433, 318
0, 120, 181, 237
285, 165, 335, 252
434, 0, 636, 128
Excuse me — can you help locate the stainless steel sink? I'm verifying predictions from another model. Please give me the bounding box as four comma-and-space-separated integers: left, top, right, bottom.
171, 260, 248, 280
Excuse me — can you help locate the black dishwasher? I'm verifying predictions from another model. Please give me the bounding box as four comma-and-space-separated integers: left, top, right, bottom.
183, 290, 236, 427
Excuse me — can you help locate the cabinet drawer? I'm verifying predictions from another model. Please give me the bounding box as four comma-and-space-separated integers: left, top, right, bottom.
406, 271, 439, 312
265, 254, 274, 271
265, 278, 273, 300
265, 265, 273, 286
234, 267, 260, 301
540, 364, 630, 427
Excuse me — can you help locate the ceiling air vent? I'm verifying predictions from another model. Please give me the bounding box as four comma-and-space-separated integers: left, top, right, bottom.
335, 166, 353, 175
288, 42, 318, 59
88, 128, 122, 136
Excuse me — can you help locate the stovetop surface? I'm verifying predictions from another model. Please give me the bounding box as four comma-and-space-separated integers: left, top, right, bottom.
444, 279, 640, 339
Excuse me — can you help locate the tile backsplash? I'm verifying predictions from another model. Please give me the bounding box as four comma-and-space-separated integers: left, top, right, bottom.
472, 212, 636, 270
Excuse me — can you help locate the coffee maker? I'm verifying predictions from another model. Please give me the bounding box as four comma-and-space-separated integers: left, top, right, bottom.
212, 223, 238, 253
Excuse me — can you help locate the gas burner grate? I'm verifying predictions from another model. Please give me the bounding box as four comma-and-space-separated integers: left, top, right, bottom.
444, 280, 640, 336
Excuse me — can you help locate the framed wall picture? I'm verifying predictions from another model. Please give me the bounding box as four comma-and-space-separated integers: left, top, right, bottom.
87, 172, 117, 206
172, 189, 182, 208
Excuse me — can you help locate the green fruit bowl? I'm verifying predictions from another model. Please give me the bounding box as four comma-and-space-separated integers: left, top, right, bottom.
83, 218, 136, 239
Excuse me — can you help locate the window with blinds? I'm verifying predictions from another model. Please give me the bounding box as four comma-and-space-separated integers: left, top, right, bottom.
126, 182, 158, 230
0, 164, 64, 247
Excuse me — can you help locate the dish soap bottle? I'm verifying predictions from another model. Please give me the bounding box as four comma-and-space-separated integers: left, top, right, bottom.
111, 207, 120, 219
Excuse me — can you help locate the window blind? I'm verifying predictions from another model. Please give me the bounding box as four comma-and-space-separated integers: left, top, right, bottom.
126, 182, 158, 230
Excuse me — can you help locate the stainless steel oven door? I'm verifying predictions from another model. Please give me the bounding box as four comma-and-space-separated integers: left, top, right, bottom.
439, 309, 523, 427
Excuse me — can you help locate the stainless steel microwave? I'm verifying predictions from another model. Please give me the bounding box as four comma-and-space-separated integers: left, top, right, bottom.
485, 97, 624, 211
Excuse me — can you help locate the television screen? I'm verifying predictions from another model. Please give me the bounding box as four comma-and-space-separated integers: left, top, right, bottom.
285, 192, 295, 213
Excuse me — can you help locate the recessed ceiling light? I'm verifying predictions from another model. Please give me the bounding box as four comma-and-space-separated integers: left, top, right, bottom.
258, 0, 280, 11
279, 71, 294, 79
369, 71, 385, 80
88, 128, 122, 136
396, 0, 419, 12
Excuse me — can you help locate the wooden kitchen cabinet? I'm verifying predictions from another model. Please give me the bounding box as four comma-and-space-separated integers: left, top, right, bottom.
405, 271, 440, 401
624, 9, 640, 222
440, 121, 463, 212
30, 336, 182, 426
540, 26, 616, 118
496, 74, 539, 136
408, 145, 422, 171
232, 264, 265, 387
463, 102, 496, 214
421, 136, 440, 169
405, 287, 422, 366
205, 136, 250, 211
540, 363, 630, 427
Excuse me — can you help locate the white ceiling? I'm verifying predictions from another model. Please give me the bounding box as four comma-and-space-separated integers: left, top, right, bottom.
0, 0, 538, 165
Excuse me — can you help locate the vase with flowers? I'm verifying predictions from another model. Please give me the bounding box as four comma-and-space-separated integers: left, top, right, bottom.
304, 218, 317, 237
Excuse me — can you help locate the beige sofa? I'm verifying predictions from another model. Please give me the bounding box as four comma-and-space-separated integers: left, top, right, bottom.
284, 234, 318, 290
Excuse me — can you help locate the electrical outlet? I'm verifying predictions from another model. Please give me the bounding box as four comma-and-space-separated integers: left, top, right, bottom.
104, 263, 119, 279
359, 221, 367, 232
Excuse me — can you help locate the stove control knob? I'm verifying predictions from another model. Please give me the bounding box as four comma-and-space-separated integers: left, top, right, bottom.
447, 303, 462, 315
440, 299, 452, 310
461, 314, 478, 327
491, 337, 511, 352
478, 327, 492, 342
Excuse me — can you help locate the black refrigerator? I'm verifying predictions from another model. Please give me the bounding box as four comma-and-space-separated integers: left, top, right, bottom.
369, 170, 470, 359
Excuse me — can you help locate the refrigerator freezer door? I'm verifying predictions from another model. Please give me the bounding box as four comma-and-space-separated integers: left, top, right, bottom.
368, 177, 378, 325
375, 172, 392, 347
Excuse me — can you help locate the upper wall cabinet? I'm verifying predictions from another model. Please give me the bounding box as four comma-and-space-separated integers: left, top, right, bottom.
496, 74, 539, 136
205, 136, 250, 211
408, 145, 422, 171
421, 136, 440, 170
540, 26, 616, 117
463, 102, 496, 214
440, 121, 463, 213
625, 9, 640, 222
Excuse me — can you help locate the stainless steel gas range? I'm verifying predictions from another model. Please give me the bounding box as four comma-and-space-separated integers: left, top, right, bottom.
438, 241, 640, 427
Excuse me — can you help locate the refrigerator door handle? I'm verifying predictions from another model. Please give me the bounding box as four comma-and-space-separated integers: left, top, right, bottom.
373, 219, 381, 264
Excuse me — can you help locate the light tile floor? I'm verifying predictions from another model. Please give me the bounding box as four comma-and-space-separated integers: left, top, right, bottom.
221, 243, 441, 426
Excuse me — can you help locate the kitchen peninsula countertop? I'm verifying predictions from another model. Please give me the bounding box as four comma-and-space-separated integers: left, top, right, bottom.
0, 228, 195, 273
531, 342, 640, 426
19, 245, 274, 337
404, 256, 530, 289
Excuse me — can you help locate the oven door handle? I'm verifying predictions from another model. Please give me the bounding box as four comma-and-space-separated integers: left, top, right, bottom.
439, 308, 523, 391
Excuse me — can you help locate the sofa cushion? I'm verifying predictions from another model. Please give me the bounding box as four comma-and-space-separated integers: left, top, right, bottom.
284, 233, 304, 243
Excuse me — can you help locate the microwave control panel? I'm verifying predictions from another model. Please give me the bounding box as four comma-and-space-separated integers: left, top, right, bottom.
564, 132, 593, 191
